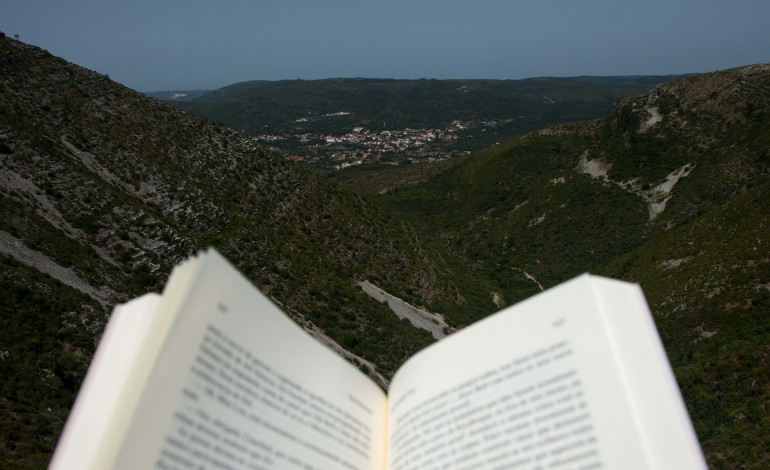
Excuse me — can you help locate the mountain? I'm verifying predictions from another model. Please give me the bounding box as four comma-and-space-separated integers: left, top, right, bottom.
361, 64, 770, 468
0, 37, 495, 467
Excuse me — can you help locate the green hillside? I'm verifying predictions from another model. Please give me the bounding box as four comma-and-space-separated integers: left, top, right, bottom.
361, 64, 770, 468
0, 38, 495, 468
598, 181, 770, 465
172, 75, 681, 152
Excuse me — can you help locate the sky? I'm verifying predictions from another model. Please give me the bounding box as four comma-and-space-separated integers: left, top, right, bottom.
3, 0, 769, 92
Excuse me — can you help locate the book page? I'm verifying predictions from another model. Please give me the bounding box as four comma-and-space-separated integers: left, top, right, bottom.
110, 250, 387, 470
49, 294, 161, 469
51, 254, 210, 468
386, 274, 704, 469
592, 277, 706, 468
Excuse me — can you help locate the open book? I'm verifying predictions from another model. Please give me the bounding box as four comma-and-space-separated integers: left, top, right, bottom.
50, 249, 705, 469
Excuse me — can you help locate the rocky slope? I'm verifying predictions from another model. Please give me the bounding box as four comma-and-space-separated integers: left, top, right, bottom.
367, 63, 770, 468
0, 36, 495, 467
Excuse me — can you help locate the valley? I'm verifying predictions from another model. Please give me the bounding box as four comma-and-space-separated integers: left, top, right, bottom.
0, 35, 769, 468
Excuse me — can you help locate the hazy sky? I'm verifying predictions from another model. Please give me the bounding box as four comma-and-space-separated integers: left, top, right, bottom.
3, 0, 769, 91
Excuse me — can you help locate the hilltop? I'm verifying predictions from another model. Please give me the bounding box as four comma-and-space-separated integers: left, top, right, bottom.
169, 75, 682, 170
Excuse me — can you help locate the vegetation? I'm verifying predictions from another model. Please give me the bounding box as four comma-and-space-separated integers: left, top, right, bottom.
0, 257, 102, 469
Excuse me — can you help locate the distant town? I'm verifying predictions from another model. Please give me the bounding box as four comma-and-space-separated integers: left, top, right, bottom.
250, 117, 504, 170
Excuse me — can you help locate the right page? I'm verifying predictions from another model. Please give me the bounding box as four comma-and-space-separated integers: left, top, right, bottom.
386, 274, 705, 469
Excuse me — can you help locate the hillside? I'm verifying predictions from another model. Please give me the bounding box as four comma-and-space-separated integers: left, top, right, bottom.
0, 37, 496, 467
365, 64, 770, 468
171, 75, 681, 162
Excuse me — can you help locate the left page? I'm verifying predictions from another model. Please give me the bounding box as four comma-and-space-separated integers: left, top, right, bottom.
108, 250, 387, 469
